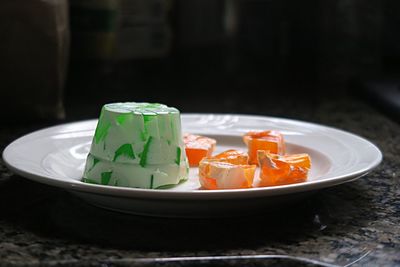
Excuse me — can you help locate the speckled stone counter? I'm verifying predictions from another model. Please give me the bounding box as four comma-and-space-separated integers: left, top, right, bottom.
0, 97, 399, 266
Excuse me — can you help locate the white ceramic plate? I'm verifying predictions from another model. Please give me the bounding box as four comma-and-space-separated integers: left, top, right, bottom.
3, 114, 382, 217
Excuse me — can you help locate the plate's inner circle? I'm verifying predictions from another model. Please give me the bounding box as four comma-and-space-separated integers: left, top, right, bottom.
41, 133, 332, 191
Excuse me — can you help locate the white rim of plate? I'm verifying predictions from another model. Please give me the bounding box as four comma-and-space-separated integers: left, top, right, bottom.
2, 114, 382, 200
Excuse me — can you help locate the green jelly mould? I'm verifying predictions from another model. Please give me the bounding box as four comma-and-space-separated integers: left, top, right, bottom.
82, 102, 189, 189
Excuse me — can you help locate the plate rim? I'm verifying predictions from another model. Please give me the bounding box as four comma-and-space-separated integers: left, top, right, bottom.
2, 113, 383, 200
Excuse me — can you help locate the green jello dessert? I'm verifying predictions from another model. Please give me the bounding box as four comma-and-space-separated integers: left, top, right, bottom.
82, 102, 189, 189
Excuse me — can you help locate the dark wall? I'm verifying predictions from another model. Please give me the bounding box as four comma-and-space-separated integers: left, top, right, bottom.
41, 0, 400, 118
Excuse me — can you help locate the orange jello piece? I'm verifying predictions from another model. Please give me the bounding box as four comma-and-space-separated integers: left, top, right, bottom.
183, 133, 216, 166
199, 158, 256, 190
243, 130, 285, 165
213, 149, 249, 165
257, 150, 311, 187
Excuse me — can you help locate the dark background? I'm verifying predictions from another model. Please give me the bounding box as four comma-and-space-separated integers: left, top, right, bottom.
1, 0, 400, 121
66, 0, 399, 120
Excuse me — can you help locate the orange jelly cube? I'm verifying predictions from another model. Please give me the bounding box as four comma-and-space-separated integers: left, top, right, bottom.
184, 133, 216, 166
213, 149, 249, 165
199, 158, 256, 190
257, 150, 311, 187
243, 130, 285, 165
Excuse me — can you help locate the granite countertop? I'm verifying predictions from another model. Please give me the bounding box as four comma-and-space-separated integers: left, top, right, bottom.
0, 96, 399, 266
